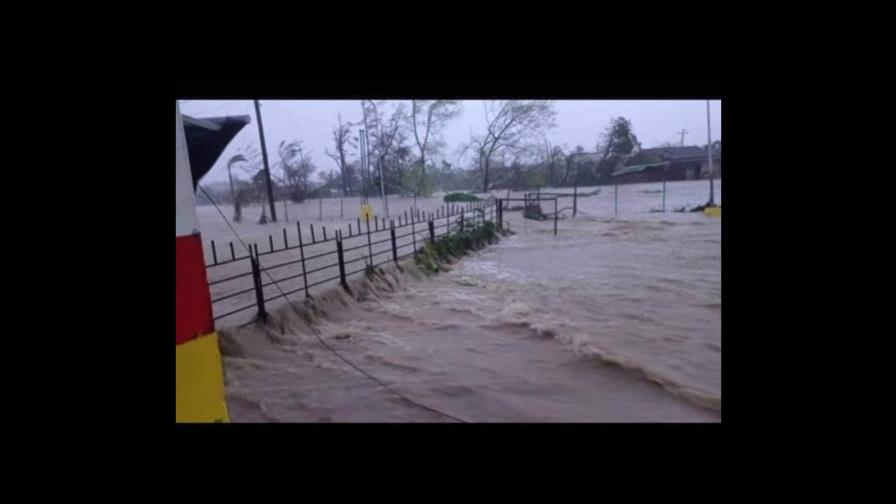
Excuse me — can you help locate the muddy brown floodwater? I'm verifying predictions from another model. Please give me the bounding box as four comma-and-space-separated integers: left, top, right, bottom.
214, 197, 721, 422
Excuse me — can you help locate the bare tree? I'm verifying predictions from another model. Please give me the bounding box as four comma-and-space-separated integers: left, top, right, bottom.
475, 100, 556, 193
362, 100, 405, 213
544, 143, 566, 186
459, 126, 487, 178
324, 113, 357, 195
276, 140, 316, 202
563, 145, 588, 185
408, 100, 461, 195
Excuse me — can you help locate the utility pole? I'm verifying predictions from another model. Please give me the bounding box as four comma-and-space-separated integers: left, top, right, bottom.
707, 100, 715, 206
253, 99, 277, 222
379, 148, 388, 217
359, 129, 369, 204
677, 128, 689, 147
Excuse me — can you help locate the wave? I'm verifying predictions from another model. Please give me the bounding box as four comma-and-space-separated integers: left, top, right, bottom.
479, 314, 722, 413
218, 260, 721, 415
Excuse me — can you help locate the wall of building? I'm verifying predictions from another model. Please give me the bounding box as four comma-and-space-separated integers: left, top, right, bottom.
176, 101, 229, 422
176, 102, 214, 344
700, 159, 722, 178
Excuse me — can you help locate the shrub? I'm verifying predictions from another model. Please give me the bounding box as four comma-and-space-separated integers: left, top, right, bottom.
443, 192, 480, 203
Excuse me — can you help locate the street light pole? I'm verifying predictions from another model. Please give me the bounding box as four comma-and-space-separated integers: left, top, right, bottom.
254, 99, 277, 222
359, 130, 368, 204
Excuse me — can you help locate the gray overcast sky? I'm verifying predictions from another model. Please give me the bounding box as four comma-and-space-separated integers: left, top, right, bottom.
179, 100, 722, 185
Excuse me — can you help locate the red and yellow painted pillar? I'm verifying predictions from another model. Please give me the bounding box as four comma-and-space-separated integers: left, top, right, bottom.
176, 102, 229, 422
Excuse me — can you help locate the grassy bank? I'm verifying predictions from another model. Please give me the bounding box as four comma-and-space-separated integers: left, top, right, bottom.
415, 221, 510, 273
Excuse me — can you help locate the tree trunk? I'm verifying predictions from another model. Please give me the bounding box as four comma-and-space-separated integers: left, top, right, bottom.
483, 158, 490, 193
340, 151, 348, 196
228, 166, 235, 204
419, 155, 426, 196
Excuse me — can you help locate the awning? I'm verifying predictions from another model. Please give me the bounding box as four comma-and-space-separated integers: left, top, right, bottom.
182, 115, 251, 190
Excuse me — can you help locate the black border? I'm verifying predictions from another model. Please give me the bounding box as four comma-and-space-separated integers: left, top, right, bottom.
166, 79, 736, 447
176, 78, 721, 100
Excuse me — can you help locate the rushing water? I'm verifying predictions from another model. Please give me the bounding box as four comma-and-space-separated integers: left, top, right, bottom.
204, 179, 721, 421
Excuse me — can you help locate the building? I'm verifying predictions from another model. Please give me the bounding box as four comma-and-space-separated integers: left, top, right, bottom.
176, 104, 249, 423
632, 146, 721, 181
611, 161, 671, 184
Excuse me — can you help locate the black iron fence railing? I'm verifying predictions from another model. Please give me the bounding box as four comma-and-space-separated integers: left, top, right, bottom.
204, 199, 499, 324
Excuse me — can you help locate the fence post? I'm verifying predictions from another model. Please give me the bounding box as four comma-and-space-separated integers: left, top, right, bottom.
230, 242, 235, 261
269, 235, 274, 252
310, 223, 316, 243
460, 212, 465, 232
446, 210, 450, 237
211, 240, 217, 265
336, 234, 348, 290
297, 222, 309, 298
411, 213, 417, 254
662, 174, 667, 212
390, 221, 398, 266
573, 179, 578, 217
250, 244, 267, 322
554, 198, 558, 236
366, 217, 373, 267
497, 199, 503, 229
428, 220, 435, 243
614, 184, 618, 215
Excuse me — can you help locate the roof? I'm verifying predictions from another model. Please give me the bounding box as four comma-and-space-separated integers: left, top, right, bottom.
182, 114, 251, 190
612, 161, 670, 177
643, 145, 721, 162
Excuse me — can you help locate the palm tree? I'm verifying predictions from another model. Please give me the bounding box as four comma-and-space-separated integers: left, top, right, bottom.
226, 154, 250, 221
226, 155, 249, 202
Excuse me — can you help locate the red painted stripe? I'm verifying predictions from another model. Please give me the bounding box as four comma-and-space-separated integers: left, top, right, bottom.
176, 234, 214, 345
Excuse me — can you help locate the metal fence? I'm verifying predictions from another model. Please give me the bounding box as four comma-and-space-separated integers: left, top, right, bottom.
205, 199, 497, 325
516, 178, 722, 216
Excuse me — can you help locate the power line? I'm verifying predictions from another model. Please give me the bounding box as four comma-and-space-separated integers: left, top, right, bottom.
198, 185, 467, 423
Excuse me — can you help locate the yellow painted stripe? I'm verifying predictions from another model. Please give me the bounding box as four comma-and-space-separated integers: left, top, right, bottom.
704, 207, 721, 218
176, 332, 229, 423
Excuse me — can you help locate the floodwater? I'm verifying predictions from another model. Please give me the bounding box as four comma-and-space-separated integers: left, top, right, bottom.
198, 179, 721, 422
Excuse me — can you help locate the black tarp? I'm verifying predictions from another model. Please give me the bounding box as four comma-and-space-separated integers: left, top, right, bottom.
182, 115, 250, 190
